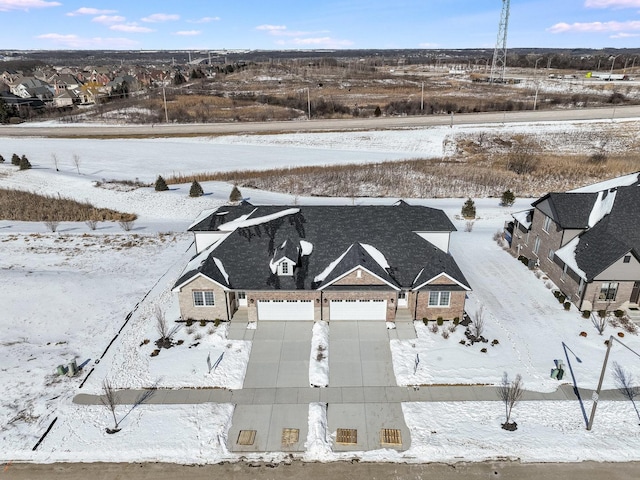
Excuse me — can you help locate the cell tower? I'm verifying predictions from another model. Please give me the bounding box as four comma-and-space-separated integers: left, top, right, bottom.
489, 0, 511, 83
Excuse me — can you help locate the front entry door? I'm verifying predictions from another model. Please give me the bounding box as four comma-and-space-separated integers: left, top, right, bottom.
632, 281, 640, 304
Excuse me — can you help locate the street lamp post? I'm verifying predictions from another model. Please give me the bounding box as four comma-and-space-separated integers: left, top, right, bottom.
587, 335, 640, 430
609, 55, 621, 81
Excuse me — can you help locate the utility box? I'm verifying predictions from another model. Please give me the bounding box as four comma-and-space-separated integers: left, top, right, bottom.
67, 359, 78, 377
56, 365, 68, 376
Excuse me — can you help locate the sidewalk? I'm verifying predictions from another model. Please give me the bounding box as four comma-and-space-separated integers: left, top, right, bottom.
73, 383, 624, 406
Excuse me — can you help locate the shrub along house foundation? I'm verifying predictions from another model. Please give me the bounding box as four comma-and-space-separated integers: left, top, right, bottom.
173, 201, 470, 322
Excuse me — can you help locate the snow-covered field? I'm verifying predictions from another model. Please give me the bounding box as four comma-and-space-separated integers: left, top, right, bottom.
2, 121, 640, 465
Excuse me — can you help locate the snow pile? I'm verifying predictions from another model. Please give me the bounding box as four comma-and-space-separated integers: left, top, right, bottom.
555, 236, 587, 280
313, 245, 353, 283
361, 243, 390, 269
587, 190, 617, 228
300, 240, 313, 255
309, 321, 329, 387
512, 209, 533, 230
213, 257, 230, 284
303, 403, 332, 461
217, 208, 300, 231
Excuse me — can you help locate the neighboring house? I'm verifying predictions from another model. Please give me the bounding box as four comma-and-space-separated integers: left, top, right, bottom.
53, 89, 78, 107
173, 202, 471, 323
507, 172, 640, 314
9, 77, 54, 102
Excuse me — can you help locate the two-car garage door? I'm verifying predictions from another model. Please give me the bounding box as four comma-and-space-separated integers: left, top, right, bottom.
257, 300, 314, 321
330, 299, 387, 321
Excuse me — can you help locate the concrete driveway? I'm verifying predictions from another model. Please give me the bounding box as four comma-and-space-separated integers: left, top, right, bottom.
243, 322, 312, 388
329, 321, 396, 387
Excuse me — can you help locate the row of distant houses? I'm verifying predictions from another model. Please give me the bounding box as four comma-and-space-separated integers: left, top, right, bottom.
0, 65, 191, 110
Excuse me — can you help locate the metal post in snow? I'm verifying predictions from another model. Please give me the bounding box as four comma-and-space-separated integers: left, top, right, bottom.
414, 353, 420, 375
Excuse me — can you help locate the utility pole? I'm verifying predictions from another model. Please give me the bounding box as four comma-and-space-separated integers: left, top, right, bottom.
307, 87, 311, 120
162, 86, 169, 123
421, 82, 424, 112
489, 0, 511, 83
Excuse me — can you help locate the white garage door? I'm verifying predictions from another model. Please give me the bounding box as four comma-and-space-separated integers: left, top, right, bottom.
330, 299, 387, 321
257, 300, 314, 321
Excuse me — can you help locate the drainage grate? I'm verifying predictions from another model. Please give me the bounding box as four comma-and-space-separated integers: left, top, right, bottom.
237, 430, 256, 445
336, 428, 357, 445
281, 428, 299, 447
380, 428, 402, 446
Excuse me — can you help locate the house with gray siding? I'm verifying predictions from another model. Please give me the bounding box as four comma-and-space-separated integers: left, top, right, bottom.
173, 202, 471, 323
508, 172, 640, 315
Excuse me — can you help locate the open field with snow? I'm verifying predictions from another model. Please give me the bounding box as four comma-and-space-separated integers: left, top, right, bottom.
2, 121, 640, 464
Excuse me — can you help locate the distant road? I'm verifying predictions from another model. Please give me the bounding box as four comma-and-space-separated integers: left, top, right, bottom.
1, 105, 639, 138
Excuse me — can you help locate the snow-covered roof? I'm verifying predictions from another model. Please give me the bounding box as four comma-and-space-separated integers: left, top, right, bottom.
187, 208, 219, 231
587, 190, 617, 228
554, 236, 587, 281
569, 171, 640, 193
512, 209, 533, 230
217, 208, 300, 232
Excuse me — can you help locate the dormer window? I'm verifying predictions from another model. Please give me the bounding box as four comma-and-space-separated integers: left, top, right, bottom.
281, 262, 289, 274
277, 260, 294, 276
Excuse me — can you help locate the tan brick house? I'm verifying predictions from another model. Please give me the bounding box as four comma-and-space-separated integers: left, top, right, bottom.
173, 201, 471, 322
507, 172, 640, 314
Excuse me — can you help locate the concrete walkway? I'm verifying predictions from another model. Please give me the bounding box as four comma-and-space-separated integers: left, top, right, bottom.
73, 383, 625, 406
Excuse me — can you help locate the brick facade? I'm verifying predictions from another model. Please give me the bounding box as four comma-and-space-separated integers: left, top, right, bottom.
333, 268, 388, 286
581, 281, 636, 312
409, 290, 466, 321
177, 276, 229, 321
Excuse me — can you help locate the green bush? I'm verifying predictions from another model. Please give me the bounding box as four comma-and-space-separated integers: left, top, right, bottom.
229, 185, 242, 202
189, 180, 204, 197
614, 310, 625, 318
155, 175, 169, 192
453, 317, 460, 325
19, 155, 31, 170
199, 319, 207, 327
518, 255, 529, 267
564, 301, 571, 310
437, 317, 444, 326
598, 309, 607, 318
422, 318, 428, 325
582, 310, 591, 319
214, 318, 221, 327
461, 197, 476, 219
500, 189, 516, 207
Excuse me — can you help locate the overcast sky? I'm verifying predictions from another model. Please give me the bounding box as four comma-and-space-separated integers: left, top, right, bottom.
1, 0, 639, 50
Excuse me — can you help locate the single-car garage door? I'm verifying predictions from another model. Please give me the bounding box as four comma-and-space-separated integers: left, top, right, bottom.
257, 300, 314, 321
330, 299, 387, 321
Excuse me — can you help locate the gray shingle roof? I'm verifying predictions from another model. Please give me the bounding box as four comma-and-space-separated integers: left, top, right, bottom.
574, 185, 640, 280
533, 193, 597, 229
176, 204, 470, 292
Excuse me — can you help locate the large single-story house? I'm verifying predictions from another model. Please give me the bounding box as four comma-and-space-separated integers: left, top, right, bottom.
507, 172, 640, 313
172, 202, 471, 322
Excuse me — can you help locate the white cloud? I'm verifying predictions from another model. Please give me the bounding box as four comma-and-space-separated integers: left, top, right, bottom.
419, 42, 439, 48
548, 20, 640, 33
189, 16, 220, 24
610, 31, 640, 37
110, 23, 154, 33
66, 7, 116, 16
585, 0, 640, 8
36, 33, 138, 48
141, 13, 180, 23
174, 30, 201, 36
0, 0, 60, 11
256, 24, 287, 32
92, 15, 125, 25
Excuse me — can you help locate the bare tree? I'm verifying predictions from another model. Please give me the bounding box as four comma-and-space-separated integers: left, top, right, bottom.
72, 153, 81, 174
470, 306, 485, 340
592, 310, 608, 335
43, 220, 60, 232
155, 306, 178, 348
118, 219, 135, 231
505, 139, 538, 175
497, 372, 524, 430
101, 378, 121, 433
612, 361, 640, 424
85, 218, 98, 230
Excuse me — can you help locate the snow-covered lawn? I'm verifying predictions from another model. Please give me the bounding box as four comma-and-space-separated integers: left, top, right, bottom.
2, 123, 640, 464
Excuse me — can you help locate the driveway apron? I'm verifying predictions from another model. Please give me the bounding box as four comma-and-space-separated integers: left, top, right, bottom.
242, 321, 312, 388
329, 321, 397, 387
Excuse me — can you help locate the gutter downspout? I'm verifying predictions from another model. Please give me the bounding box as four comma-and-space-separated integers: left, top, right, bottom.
225, 291, 230, 321
414, 290, 419, 321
